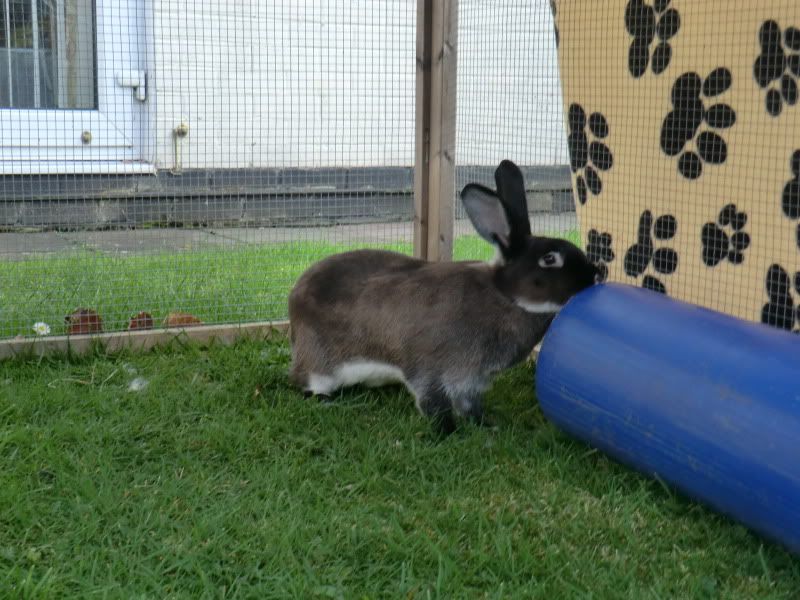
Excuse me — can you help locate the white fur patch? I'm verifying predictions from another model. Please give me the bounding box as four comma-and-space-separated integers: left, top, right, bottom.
337, 361, 405, 388
308, 373, 337, 395
444, 377, 490, 416
514, 299, 563, 314
444, 376, 490, 399
307, 360, 405, 394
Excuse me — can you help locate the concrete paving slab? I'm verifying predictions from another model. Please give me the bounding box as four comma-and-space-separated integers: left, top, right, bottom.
0, 212, 578, 262
58, 229, 242, 255
0, 231, 79, 259
209, 221, 415, 246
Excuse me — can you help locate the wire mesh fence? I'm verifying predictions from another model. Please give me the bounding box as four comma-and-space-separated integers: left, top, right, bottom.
0, 0, 418, 339
552, 0, 800, 332
2, 0, 797, 342
454, 0, 574, 260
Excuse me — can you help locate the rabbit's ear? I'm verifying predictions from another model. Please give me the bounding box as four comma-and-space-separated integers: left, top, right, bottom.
460, 183, 511, 251
494, 160, 532, 253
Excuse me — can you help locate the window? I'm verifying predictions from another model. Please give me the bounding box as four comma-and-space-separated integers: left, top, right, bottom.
1, 0, 96, 109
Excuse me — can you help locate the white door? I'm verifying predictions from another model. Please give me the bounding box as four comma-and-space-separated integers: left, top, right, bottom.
0, 0, 151, 174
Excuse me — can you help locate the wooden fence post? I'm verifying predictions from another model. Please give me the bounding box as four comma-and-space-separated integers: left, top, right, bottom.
414, 0, 458, 262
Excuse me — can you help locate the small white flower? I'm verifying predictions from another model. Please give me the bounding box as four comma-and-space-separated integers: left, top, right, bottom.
32, 322, 51, 336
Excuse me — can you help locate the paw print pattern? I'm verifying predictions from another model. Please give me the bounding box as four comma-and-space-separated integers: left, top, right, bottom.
586, 229, 615, 281
661, 68, 736, 180
567, 104, 613, 205
754, 20, 800, 117
782, 150, 800, 250
624, 210, 678, 294
761, 264, 800, 333
625, 0, 681, 77
701, 204, 751, 266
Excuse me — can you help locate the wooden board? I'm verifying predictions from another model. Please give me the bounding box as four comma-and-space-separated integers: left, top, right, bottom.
0, 321, 290, 361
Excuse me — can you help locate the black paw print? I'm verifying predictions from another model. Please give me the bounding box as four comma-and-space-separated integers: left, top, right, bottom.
661, 68, 736, 180
567, 104, 613, 205
761, 264, 800, 333
701, 204, 751, 266
782, 150, 800, 250
625, 0, 681, 77
586, 229, 615, 281
754, 21, 800, 117
550, 0, 559, 48
624, 210, 678, 294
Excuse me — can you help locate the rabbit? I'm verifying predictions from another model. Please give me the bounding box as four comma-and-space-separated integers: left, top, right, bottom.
287, 159, 601, 434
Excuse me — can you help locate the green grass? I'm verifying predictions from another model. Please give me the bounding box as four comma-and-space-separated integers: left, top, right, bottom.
1, 339, 798, 598
0, 231, 582, 339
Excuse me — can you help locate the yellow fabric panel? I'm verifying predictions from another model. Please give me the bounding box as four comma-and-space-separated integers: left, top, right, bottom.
553, 0, 800, 330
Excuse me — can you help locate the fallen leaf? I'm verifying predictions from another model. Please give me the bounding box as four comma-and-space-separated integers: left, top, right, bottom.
65, 308, 103, 334
163, 312, 203, 328
128, 311, 154, 330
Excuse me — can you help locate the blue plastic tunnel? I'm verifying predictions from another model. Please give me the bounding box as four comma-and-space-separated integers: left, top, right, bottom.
535, 283, 800, 555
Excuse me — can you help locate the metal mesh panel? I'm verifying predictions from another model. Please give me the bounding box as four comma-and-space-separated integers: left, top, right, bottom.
456, 0, 800, 335
0, 0, 416, 339
455, 0, 573, 262
5, 0, 799, 341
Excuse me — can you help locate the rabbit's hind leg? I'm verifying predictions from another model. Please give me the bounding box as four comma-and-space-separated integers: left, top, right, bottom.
306, 372, 338, 398
408, 379, 457, 436
446, 378, 493, 428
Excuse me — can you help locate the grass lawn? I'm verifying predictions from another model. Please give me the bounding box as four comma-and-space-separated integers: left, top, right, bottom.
1, 338, 799, 598
0, 231, 581, 339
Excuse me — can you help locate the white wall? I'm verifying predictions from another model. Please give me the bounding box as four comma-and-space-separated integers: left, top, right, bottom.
457, 0, 569, 167
150, 0, 567, 171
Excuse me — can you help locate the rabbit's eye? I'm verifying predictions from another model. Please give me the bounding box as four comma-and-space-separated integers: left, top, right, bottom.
538, 252, 564, 269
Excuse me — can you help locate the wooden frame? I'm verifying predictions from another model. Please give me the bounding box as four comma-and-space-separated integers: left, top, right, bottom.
414, 0, 459, 261
0, 321, 289, 361
0, 320, 544, 363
